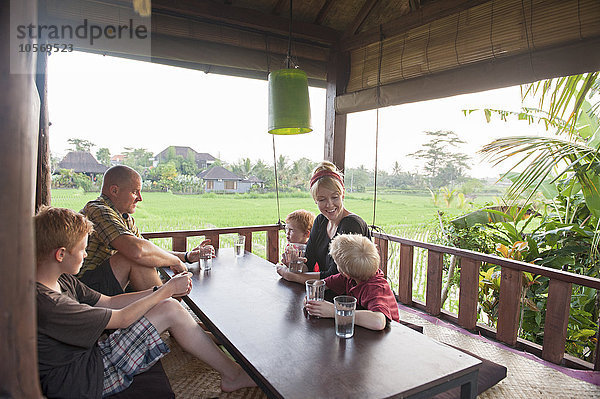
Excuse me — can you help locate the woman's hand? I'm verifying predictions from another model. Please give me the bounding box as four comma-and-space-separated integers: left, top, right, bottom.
164, 272, 192, 297
305, 300, 334, 318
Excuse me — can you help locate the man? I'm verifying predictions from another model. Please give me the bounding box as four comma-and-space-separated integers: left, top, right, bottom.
79, 165, 212, 295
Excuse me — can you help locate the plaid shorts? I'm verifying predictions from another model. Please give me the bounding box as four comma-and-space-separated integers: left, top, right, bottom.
99, 316, 170, 397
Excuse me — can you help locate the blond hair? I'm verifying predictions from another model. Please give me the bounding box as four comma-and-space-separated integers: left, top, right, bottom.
309, 161, 344, 200
329, 234, 379, 281
34, 206, 93, 260
285, 209, 315, 233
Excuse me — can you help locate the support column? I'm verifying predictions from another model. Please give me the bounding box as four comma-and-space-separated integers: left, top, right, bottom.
324, 46, 349, 173
0, 0, 44, 397
36, 50, 51, 210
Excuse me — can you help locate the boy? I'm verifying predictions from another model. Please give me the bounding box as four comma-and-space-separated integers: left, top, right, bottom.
35, 206, 254, 398
284, 209, 314, 245
305, 234, 400, 331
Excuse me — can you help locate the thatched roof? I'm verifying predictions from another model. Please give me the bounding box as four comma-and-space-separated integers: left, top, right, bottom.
42, 0, 600, 112
57, 151, 108, 174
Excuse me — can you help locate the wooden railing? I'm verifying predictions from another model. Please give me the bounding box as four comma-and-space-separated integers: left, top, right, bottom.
142, 224, 283, 264
373, 231, 600, 371
142, 225, 600, 371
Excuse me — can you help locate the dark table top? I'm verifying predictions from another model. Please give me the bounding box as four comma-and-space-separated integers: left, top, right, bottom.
164, 248, 481, 399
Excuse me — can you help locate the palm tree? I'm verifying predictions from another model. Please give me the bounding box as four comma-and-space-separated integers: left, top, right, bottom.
478, 72, 600, 218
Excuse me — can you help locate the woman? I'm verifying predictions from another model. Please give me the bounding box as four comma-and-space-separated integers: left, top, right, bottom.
277, 161, 371, 283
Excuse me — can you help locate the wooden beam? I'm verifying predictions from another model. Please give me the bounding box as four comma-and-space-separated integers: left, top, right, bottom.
426, 250, 443, 316
267, 229, 280, 264
374, 235, 388, 277
242, 232, 252, 252
496, 267, 522, 346
398, 244, 414, 305
458, 258, 480, 330
343, 0, 380, 38
152, 0, 340, 45
35, 50, 51, 210
542, 280, 572, 364
315, 0, 335, 25
172, 236, 187, 252
0, 0, 44, 396
271, 0, 287, 16
324, 46, 349, 172
340, 0, 491, 51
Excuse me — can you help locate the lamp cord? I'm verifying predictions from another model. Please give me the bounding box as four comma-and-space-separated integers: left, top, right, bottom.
272, 135, 282, 224
286, 0, 293, 69
371, 26, 384, 230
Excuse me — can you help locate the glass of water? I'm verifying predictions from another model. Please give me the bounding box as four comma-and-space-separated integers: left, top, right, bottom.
334, 296, 357, 338
287, 243, 306, 272
234, 235, 246, 257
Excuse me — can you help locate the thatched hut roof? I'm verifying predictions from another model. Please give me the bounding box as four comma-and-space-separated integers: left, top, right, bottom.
57, 151, 108, 174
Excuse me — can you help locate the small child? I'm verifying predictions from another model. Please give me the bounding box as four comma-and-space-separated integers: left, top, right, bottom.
282, 209, 317, 271
284, 209, 314, 245
34, 206, 255, 398
305, 234, 400, 331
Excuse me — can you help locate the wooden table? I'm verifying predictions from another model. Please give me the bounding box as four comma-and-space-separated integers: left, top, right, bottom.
162, 249, 481, 399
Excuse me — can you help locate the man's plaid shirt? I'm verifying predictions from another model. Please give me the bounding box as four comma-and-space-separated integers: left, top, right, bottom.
79, 194, 142, 276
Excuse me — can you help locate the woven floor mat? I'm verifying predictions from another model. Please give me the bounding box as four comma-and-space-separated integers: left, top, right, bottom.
398, 309, 600, 399
160, 332, 267, 399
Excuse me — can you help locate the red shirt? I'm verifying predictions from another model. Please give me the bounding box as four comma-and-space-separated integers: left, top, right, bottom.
324, 269, 400, 323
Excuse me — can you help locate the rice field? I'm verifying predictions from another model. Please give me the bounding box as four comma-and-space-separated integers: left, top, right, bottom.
52, 188, 495, 313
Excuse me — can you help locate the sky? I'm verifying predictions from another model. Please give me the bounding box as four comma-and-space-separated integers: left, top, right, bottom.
47, 51, 550, 179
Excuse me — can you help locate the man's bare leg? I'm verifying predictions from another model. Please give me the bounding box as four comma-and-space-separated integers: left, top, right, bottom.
146, 299, 256, 392
109, 253, 162, 291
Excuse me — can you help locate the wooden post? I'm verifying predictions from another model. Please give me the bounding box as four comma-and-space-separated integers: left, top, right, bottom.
324, 46, 349, 172
0, 0, 44, 396
496, 267, 522, 346
458, 258, 481, 330
398, 244, 414, 304
205, 233, 219, 250
267, 229, 279, 264
426, 250, 443, 316
542, 279, 572, 364
242, 232, 252, 253
374, 236, 388, 277
172, 236, 187, 252
35, 50, 51, 210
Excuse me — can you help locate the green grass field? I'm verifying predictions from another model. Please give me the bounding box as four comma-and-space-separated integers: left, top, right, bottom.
52, 188, 497, 313
51, 189, 496, 235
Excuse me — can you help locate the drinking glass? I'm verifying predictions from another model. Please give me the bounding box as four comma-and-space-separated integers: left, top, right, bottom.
234, 235, 245, 257
334, 296, 357, 338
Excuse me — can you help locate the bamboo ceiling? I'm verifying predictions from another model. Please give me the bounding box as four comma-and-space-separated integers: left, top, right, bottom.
42, 0, 600, 113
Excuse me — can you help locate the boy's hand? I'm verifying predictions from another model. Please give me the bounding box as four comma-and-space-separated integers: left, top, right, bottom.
305, 300, 334, 318
164, 272, 192, 297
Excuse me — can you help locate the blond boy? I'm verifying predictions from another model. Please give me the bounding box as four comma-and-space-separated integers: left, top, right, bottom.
35, 206, 254, 398
305, 234, 400, 331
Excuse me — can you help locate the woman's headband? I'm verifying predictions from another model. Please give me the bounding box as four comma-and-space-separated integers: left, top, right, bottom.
309, 170, 344, 190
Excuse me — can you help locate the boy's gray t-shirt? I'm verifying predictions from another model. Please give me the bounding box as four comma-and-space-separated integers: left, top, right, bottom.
36, 274, 112, 398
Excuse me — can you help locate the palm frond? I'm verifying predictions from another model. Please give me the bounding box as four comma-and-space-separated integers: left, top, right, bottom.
479, 136, 599, 201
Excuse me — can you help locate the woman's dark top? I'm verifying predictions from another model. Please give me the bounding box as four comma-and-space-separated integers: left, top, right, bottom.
305, 213, 371, 279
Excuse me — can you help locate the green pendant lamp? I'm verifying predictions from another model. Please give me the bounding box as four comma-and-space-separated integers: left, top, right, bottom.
268, 68, 312, 134
267, 0, 312, 135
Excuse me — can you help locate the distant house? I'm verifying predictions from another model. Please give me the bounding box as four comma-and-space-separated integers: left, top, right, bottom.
200, 166, 263, 193
156, 146, 216, 169
57, 151, 108, 176
110, 154, 126, 165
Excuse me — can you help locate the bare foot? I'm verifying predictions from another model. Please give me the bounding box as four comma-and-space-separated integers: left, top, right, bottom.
220, 364, 256, 392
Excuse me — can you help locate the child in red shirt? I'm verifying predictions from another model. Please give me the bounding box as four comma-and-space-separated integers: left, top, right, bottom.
305, 234, 400, 330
